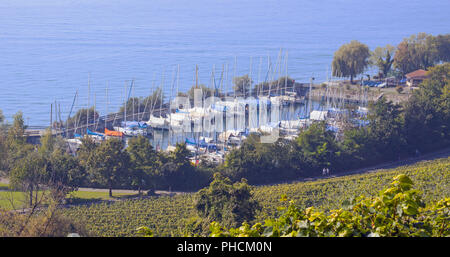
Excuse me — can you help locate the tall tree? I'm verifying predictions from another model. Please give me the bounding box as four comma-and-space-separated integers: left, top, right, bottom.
332, 40, 370, 84
46, 148, 86, 201
4, 112, 33, 173
232, 75, 253, 95
10, 151, 47, 207
65, 107, 100, 136
127, 135, 160, 194
393, 33, 448, 75
295, 122, 342, 173
87, 138, 129, 197
434, 34, 450, 62
370, 45, 395, 78
187, 84, 215, 101
403, 62, 450, 151
367, 98, 405, 161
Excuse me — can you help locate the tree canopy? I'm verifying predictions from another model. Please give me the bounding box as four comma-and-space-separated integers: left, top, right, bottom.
394, 33, 450, 75
370, 45, 395, 78
194, 173, 259, 229
332, 40, 370, 83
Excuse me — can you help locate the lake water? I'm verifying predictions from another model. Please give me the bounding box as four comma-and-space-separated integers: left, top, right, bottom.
0, 0, 449, 125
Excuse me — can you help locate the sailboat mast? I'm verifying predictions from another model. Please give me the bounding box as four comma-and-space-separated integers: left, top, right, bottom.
105, 82, 108, 130
308, 77, 314, 117
87, 74, 90, 133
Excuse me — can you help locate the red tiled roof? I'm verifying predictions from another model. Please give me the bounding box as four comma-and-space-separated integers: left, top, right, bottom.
406, 69, 428, 78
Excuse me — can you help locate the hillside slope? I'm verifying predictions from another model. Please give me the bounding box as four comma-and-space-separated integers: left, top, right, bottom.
62, 157, 450, 237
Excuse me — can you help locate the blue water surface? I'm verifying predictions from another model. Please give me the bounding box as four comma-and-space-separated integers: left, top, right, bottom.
0, 0, 448, 125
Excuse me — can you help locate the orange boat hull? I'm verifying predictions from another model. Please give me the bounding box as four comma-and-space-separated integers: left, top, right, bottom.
105, 128, 124, 137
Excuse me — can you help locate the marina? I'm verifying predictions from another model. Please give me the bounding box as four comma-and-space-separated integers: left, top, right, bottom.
25, 60, 370, 165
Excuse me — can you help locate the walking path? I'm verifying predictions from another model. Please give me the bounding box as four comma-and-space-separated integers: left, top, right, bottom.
290, 146, 450, 184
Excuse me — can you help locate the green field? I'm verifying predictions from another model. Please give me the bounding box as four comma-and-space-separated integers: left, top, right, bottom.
0, 188, 137, 210
61, 157, 450, 237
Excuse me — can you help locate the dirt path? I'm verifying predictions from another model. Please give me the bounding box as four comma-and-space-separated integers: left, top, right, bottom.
287, 146, 450, 184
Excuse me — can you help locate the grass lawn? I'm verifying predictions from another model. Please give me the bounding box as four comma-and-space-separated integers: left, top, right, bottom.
0, 189, 139, 210
67, 191, 139, 205
0, 191, 29, 210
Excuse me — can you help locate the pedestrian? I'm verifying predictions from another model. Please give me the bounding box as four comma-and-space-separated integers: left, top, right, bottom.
322, 168, 326, 176
327, 168, 330, 176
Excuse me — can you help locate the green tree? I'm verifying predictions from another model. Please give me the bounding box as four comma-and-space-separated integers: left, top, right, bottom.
10, 151, 47, 207
194, 173, 259, 231
222, 135, 298, 184
65, 107, 100, 136
76, 136, 98, 170
119, 89, 164, 122
332, 40, 370, 84
370, 45, 395, 78
403, 62, 450, 152
232, 75, 253, 95
434, 34, 450, 62
393, 33, 448, 75
127, 135, 160, 194
295, 122, 342, 173
253, 76, 295, 96
46, 149, 86, 201
159, 143, 199, 190
340, 127, 372, 168
4, 112, 33, 173
0, 109, 7, 171
187, 84, 215, 101
367, 98, 405, 161
87, 138, 129, 197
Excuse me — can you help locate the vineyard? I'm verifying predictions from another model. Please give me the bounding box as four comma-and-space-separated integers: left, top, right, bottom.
61, 157, 450, 237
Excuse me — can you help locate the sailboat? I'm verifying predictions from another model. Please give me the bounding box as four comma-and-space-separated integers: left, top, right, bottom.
147, 74, 169, 130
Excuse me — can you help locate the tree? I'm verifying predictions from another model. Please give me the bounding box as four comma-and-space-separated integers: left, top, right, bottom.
76, 136, 98, 170
159, 143, 202, 190
434, 34, 450, 62
187, 84, 215, 101
370, 45, 395, 78
7, 111, 26, 147
10, 151, 47, 207
232, 75, 253, 95
403, 62, 450, 151
0, 109, 7, 171
393, 33, 448, 75
4, 112, 33, 173
296, 122, 342, 173
332, 40, 370, 84
253, 76, 295, 96
65, 107, 100, 136
127, 135, 160, 194
87, 138, 129, 197
366, 98, 406, 161
194, 173, 259, 230
46, 149, 86, 201
340, 126, 372, 168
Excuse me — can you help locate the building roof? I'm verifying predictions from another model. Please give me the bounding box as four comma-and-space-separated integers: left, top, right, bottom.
405, 69, 428, 79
